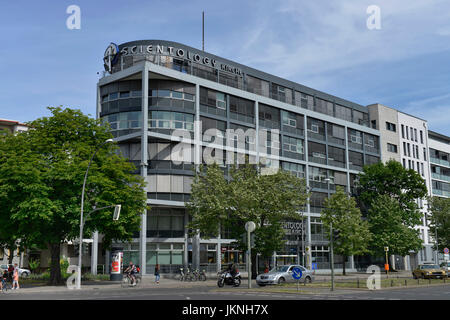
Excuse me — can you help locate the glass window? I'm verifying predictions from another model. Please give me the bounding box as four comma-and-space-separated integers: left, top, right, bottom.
159, 90, 171, 97
282, 162, 305, 178
109, 92, 118, 100
184, 93, 194, 101
387, 143, 398, 153
335, 104, 352, 122
120, 91, 130, 98
308, 141, 326, 165
282, 136, 304, 160
172, 91, 183, 99
246, 75, 269, 97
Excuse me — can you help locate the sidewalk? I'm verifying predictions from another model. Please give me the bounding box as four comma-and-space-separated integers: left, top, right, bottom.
9, 277, 218, 294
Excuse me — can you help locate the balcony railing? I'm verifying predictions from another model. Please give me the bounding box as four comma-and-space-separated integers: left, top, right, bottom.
432, 173, 450, 182
432, 189, 450, 197
430, 157, 450, 168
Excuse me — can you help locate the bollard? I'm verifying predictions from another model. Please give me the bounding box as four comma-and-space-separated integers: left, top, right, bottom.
357, 279, 359, 288
404, 279, 407, 287
429, 278, 431, 285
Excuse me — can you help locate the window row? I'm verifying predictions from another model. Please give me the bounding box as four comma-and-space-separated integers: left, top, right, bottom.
147, 174, 193, 193
401, 124, 424, 144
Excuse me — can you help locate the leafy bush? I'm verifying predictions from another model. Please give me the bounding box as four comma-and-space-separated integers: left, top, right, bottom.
28, 258, 40, 273
82, 273, 110, 281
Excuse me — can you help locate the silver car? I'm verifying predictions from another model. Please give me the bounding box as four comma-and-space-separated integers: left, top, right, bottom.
256, 265, 314, 286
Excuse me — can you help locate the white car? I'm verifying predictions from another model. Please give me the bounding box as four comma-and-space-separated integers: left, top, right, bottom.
0, 264, 31, 278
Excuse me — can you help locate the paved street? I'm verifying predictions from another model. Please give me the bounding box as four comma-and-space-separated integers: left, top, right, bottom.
1, 278, 449, 300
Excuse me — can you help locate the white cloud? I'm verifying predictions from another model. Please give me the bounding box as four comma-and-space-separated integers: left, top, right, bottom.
230, 0, 450, 84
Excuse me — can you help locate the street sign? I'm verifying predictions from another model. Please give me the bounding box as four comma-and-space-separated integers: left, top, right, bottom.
444, 248, 449, 254
311, 263, 317, 270
245, 221, 256, 233
444, 254, 449, 261
292, 267, 303, 280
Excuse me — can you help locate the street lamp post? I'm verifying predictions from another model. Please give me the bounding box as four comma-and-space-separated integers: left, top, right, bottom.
77, 138, 113, 289
324, 177, 334, 291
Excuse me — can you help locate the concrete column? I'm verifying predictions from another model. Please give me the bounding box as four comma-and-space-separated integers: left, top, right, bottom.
390, 254, 396, 270
217, 224, 221, 273
140, 62, 149, 275
350, 255, 355, 270
404, 255, 410, 271
105, 249, 110, 274
91, 231, 99, 275
192, 83, 201, 270
184, 211, 189, 269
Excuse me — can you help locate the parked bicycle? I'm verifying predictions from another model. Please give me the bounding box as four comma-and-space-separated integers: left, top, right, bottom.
179, 267, 190, 281
192, 269, 207, 281
121, 271, 141, 288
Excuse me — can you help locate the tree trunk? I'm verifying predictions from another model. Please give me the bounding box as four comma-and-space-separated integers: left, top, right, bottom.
48, 243, 62, 285
342, 255, 346, 276
7, 246, 14, 265
251, 251, 258, 279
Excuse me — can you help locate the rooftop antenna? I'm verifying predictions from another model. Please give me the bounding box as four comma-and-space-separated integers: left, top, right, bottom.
202, 11, 205, 51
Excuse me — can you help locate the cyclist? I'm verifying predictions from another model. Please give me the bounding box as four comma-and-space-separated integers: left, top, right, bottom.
124, 261, 137, 286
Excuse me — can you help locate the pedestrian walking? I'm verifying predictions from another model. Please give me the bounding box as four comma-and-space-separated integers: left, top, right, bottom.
12, 264, 19, 290
154, 264, 160, 284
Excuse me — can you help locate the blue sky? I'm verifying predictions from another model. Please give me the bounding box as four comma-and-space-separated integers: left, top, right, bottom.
1, 0, 449, 135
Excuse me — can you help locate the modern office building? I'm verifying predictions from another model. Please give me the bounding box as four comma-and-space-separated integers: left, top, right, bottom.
368, 104, 433, 269
428, 130, 450, 198
428, 130, 450, 263
97, 40, 382, 275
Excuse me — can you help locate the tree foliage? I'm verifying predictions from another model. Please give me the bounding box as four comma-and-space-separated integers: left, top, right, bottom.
357, 160, 427, 257
0, 107, 147, 284
367, 195, 423, 257
428, 196, 450, 250
321, 186, 371, 274
187, 163, 309, 260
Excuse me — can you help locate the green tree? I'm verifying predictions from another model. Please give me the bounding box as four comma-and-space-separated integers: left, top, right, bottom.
428, 196, 450, 251
187, 162, 309, 276
357, 160, 427, 262
0, 107, 147, 285
367, 195, 423, 258
321, 186, 371, 275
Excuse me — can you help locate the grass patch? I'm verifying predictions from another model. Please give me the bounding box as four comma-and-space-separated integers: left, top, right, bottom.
277, 277, 450, 289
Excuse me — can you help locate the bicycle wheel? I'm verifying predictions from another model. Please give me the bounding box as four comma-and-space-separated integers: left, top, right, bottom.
135, 276, 141, 287
121, 276, 130, 288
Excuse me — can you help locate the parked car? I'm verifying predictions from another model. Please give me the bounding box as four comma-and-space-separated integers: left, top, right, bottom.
440, 262, 450, 273
0, 264, 31, 278
256, 265, 314, 286
412, 264, 447, 279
